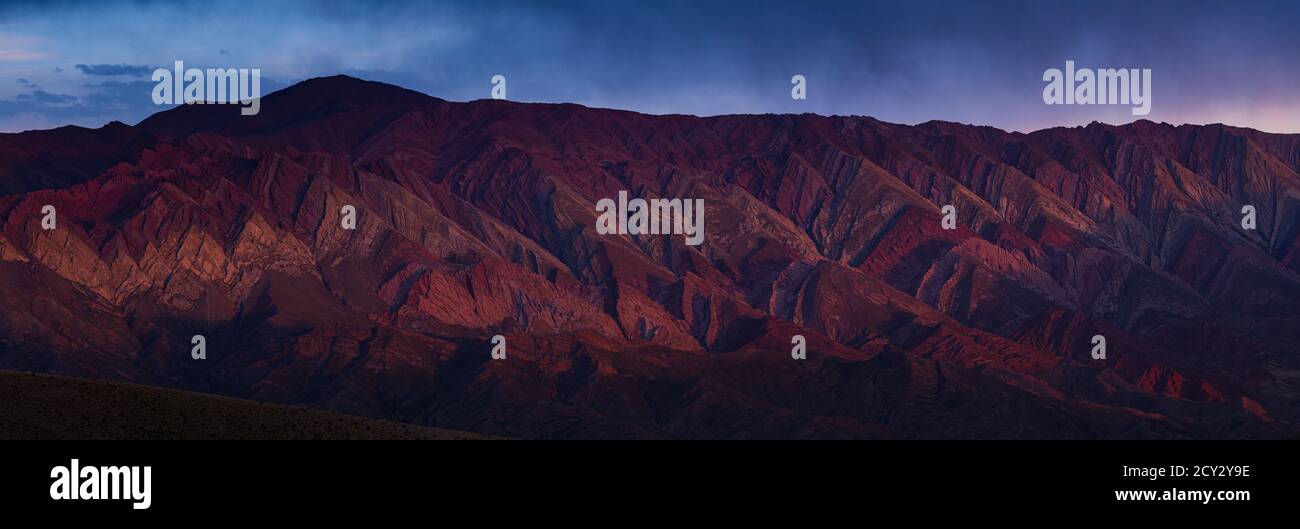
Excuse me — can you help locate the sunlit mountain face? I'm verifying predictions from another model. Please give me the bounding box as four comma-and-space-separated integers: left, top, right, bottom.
2, 75, 1298, 439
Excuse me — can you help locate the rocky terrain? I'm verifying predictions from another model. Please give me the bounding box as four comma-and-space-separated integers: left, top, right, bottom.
1, 75, 1297, 439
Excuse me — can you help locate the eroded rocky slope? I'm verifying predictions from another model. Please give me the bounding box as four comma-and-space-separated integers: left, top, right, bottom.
1, 76, 1297, 439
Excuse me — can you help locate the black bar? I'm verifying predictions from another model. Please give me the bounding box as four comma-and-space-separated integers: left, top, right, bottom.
2, 440, 1289, 519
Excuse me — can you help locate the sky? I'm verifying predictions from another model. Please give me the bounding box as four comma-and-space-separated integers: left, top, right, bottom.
1, 0, 1298, 133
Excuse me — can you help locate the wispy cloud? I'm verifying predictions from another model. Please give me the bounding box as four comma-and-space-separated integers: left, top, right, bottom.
16, 90, 76, 105
75, 63, 153, 76
0, 35, 51, 61
2, 0, 1300, 133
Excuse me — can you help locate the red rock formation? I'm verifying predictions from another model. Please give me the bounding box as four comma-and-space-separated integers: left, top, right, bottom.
1, 75, 1296, 439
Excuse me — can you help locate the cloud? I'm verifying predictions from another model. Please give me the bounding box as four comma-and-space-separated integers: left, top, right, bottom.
78, 80, 157, 111
0, 66, 292, 132
0, 92, 96, 131
74, 63, 154, 76
4, 0, 1300, 133
16, 90, 76, 105
0, 35, 51, 61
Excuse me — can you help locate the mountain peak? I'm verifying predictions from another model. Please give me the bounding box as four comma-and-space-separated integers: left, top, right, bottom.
275, 74, 436, 103
5, 71, 1300, 440
136, 74, 439, 144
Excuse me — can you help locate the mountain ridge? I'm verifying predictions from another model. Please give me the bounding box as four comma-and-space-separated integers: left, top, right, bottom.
1, 74, 1297, 439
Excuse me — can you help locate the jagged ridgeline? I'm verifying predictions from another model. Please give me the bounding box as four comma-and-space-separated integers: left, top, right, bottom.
1, 76, 1298, 439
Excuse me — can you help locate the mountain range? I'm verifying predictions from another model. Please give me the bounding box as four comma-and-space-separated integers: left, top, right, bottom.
2, 75, 1298, 439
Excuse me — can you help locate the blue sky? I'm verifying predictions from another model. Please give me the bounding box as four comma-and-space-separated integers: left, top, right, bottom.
1, 0, 1298, 133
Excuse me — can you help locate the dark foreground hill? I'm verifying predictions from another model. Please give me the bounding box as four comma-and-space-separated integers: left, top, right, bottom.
1, 75, 1298, 439
0, 370, 487, 440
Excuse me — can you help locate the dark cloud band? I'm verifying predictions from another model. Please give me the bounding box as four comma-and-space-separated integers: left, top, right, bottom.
74, 64, 154, 77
